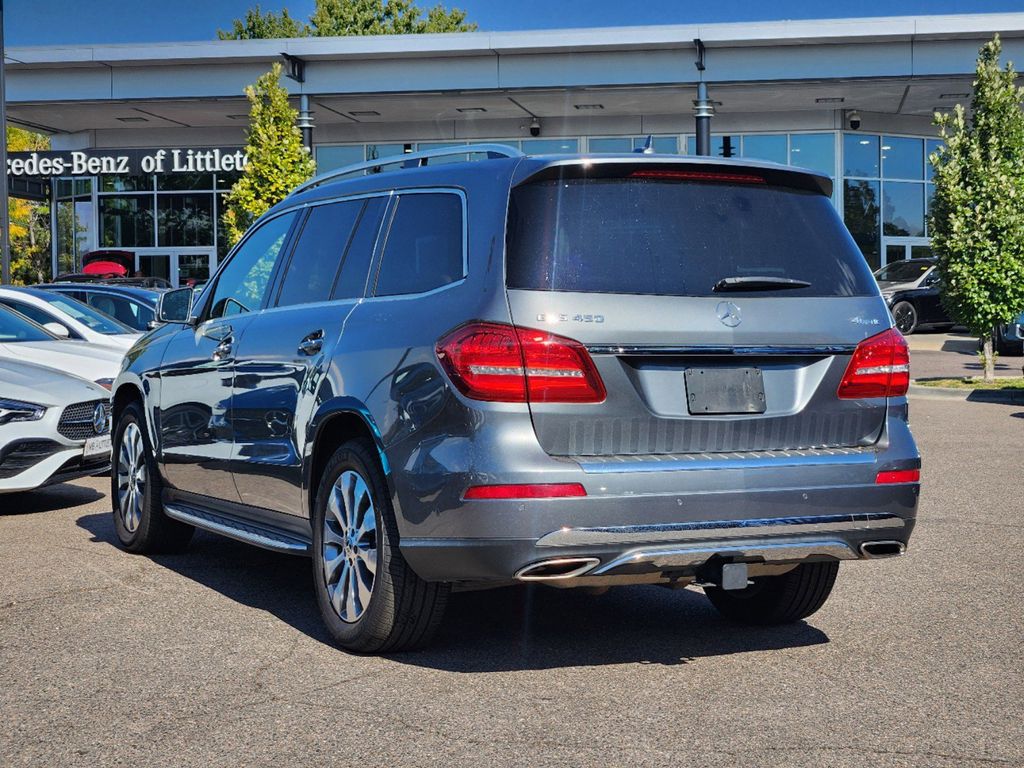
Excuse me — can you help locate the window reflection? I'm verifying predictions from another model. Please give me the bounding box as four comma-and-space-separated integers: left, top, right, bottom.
742, 134, 786, 164
844, 134, 879, 177
790, 133, 835, 177
883, 182, 925, 237
844, 180, 880, 270
881, 136, 923, 180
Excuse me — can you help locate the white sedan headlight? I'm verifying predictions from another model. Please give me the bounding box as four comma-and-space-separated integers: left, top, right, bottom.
0, 398, 46, 425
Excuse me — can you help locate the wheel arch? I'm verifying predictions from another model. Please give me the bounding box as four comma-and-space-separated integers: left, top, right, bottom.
305, 399, 392, 521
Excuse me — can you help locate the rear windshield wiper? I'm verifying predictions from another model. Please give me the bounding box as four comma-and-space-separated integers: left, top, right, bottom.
713, 276, 812, 292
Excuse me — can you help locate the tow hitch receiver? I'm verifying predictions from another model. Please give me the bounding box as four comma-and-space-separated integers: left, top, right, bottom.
721, 562, 749, 590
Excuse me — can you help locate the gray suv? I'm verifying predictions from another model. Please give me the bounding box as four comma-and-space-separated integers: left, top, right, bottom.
110, 146, 920, 652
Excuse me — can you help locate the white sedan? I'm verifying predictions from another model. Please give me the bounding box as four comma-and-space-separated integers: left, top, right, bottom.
0, 358, 111, 493
0, 304, 124, 390
0, 286, 142, 352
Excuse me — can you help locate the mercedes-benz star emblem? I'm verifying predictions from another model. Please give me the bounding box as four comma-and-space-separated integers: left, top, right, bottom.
716, 301, 742, 328
92, 404, 108, 435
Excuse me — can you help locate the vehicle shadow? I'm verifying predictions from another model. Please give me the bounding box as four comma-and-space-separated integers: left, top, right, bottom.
76, 511, 830, 670
1, 482, 105, 515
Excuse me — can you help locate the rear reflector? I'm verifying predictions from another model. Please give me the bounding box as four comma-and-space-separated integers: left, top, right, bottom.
629, 169, 766, 184
436, 322, 606, 403
875, 469, 920, 484
837, 327, 910, 399
464, 483, 587, 500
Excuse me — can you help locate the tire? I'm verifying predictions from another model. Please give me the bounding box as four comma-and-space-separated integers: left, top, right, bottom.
111, 401, 194, 553
312, 439, 449, 653
891, 301, 918, 335
703, 561, 839, 625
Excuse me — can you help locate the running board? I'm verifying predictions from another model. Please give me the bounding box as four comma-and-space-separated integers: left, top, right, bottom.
163, 502, 311, 555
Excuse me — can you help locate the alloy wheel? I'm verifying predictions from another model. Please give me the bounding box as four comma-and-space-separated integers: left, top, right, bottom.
116, 422, 146, 533
323, 470, 378, 623
893, 303, 916, 334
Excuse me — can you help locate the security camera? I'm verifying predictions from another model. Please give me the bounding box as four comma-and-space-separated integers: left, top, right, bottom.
529, 118, 541, 137
848, 110, 861, 130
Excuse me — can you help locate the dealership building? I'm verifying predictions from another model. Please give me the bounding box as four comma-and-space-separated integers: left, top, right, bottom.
5, 12, 1024, 286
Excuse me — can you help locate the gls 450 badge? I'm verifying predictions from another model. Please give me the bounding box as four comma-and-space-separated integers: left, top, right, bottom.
536, 313, 605, 324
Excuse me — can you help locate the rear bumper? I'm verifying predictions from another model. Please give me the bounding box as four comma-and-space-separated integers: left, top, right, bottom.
400, 485, 918, 583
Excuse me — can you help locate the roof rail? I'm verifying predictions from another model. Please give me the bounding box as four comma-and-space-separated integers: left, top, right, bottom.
289, 143, 524, 197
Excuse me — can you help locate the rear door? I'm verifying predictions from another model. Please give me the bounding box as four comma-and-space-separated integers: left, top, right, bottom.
228, 196, 387, 515
504, 164, 891, 457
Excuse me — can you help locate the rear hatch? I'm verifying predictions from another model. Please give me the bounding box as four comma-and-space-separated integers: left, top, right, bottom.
504, 160, 891, 457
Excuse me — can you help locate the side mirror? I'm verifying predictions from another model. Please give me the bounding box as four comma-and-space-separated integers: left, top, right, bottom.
43, 322, 71, 339
157, 287, 195, 325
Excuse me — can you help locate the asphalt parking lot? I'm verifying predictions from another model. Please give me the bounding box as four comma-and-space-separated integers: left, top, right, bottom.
2, 395, 1022, 767
906, 330, 1023, 379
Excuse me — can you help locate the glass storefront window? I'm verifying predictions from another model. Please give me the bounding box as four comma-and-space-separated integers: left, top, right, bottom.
100, 194, 154, 248
139, 254, 171, 281
101, 174, 153, 193
925, 139, 944, 181
844, 133, 879, 177
925, 182, 936, 234
56, 200, 77, 274
366, 143, 406, 161
882, 181, 925, 237
416, 142, 468, 163
633, 136, 678, 154
742, 134, 787, 164
216, 193, 232, 260
74, 201, 95, 255
790, 133, 835, 177
882, 136, 923, 180
316, 145, 365, 173
215, 170, 243, 190
844, 179, 881, 270
589, 137, 633, 153
158, 172, 214, 191
521, 138, 579, 154
157, 194, 214, 247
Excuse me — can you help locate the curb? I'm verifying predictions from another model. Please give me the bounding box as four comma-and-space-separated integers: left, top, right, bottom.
908, 383, 1024, 405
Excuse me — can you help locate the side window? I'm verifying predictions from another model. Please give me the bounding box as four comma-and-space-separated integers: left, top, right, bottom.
374, 193, 464, 297
334, 197, 387, 300
0, 300, 77, 337
276, 201, 362, 308
208, 212, 296, 319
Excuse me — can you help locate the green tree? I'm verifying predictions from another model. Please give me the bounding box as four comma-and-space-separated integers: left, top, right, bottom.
217, 5, 309, 39
219, 0, 475, 39
930, 35, 1024, 381
7, 127, 52, 284
222, 63, 315, 246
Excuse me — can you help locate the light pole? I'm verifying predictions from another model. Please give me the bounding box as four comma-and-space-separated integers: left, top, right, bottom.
0, 0, 9, 285
692, 38, 713, 157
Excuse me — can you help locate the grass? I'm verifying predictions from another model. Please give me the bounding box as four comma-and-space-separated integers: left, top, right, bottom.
916, 377, 1024, 390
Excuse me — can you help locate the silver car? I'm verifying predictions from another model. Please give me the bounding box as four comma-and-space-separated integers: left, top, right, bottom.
110, 148, 920, 652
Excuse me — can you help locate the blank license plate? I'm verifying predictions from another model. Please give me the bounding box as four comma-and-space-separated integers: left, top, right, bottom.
685, 367, 766, 415
84, 434, 112, 458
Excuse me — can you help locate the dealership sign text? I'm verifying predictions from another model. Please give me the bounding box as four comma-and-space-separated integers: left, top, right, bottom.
6, 147, 248, 178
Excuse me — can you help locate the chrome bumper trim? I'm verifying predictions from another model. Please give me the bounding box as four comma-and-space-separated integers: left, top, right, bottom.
592, 539, 859, 575
577, 447, 876, 474
536, 512, 905, 548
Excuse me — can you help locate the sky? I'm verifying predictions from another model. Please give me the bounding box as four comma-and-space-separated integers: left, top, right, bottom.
5, 0, 1022, 47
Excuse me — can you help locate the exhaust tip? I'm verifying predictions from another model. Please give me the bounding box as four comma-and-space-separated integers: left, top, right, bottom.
515, 557, 600, 581
860, 540, 906, 559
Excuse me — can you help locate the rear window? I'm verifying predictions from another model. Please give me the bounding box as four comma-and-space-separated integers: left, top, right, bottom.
506, 177, 876, 297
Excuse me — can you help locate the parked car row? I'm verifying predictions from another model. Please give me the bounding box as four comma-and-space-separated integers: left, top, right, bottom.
873, 257, 1023, 354
0, 282, 162, 494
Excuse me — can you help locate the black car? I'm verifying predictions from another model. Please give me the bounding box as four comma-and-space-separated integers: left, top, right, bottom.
884, 269, 953, 335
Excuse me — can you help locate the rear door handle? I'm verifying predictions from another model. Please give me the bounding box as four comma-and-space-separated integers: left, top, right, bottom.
298, 329, 325, 356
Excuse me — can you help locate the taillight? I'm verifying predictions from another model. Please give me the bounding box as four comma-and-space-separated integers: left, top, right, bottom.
629, 169, 766, 184
837, 328, 910, 399
436, 322, 606, 403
